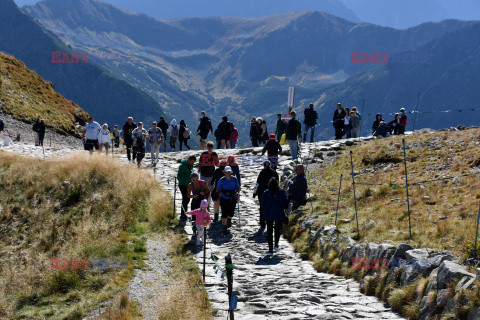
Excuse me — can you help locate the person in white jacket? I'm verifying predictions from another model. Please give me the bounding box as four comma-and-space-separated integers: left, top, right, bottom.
98, 123, 111, 155
167, 119, 179, 152
148, 121, 164, 164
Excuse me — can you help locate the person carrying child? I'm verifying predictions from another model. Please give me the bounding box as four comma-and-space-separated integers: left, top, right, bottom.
186, 199, 211, 247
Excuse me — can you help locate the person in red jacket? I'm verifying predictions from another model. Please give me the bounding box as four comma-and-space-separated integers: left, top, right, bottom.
399, 108, 408, 134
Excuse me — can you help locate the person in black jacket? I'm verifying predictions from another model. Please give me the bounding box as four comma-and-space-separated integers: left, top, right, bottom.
122, 117, 137, 162
285, 111, 302, 160
249, 117, 260, 147
254, 160, 279, 234
372, 114, 382, 134
178, 120, 191, 151
196, 111, 213, 150
262, 134, 282, 169
37, 119, 46, 146
333, 103, 346, 140
158, 116, 169, 152
303, 103, 318, 143
387, 113, 400, 135
286, 164, 308, 213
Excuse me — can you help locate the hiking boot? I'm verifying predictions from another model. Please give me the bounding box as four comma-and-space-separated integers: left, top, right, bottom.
227, 219, 232, 228
256, 227, 265, 235
222, 225, 228, 235
213, 213, 219, 222
267, 251, 274, 256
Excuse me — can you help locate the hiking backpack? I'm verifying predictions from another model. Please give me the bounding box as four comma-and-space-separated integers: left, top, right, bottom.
183, 126, 190, 139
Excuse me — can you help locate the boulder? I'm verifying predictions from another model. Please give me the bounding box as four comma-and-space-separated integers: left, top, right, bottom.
311, 225, 339, 245
455, 276, 475, 292
345, 140, 355, 146
365, 243, 379, 260
376, 244, 396, 261
405, 249, 429, 261
437, 261, 475, 290
327, 151, 336, 157
392, 243, 413, 259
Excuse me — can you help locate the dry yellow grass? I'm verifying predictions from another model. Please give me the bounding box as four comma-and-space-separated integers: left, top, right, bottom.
0, 152, 173, 319
306, 128, 480, 259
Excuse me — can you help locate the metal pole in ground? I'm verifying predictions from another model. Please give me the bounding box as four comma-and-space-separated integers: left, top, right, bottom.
173, 177, 177, 216
474, 202, 480, 258
226, 253, 234, 320
335, 174, 343, 225
402, 139, 412, 240
203, 226, 207, 282
349, 151, 360, 239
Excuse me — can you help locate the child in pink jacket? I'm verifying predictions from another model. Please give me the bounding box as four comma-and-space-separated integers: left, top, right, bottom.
186, 199, 211, 247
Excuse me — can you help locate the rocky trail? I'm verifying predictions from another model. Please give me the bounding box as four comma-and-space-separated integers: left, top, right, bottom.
1, 137, 405, 319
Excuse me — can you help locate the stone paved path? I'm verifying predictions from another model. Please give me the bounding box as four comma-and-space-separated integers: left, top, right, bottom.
149, 140, 405, 320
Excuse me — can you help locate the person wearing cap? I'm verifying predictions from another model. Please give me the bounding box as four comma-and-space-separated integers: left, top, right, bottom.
122, 117, 137, 162
262, 134, 282, 169
186, 199, 211, 247
216, 166, 241, 235
254, 160, 279, 234
260, 177, 288, 255
83, 116, 101, 155
148, 121, 164, 164
131, 122, 148, 168
303, 103, 318, 143
399, 108, 408, 134
285, 111, 302, 160
177, 155, 196, 221
168, 119, 179, 151
187, 172, 210, 235
210, 161, 227, 222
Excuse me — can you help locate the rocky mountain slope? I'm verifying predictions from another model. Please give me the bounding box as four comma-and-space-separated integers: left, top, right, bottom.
0, 52, 88, 135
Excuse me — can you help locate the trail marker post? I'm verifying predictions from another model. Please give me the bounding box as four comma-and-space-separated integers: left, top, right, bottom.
288, 87, 295, 112
203, 226, 207, 282
335, 174, 343, 225
349, 151, 360, 239
226, 253, 235, 320
474, 202, 480, 258
402, 139, 412, 240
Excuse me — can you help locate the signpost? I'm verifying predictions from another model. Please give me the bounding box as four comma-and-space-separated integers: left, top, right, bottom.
288, 87, 295, 112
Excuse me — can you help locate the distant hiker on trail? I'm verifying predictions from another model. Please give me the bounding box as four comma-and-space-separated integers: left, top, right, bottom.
286, 164, 308, 214
216, 116, 233, 149
344, 107, 351, 139
217, 166, 240, 235
113, 125, 120, 148
32, 117, 42, 146
285, 111, 302, 161
168, 119, 179, 152
254, 160, 279, 235
230, 124, 239, 148
373, 121, 389, 137
196, 111, 213, 150
178, 155, 196, 221
303, 103, 318, 143
275, 113, 285, 142
257, 117, 268, 146
260, 177, 288, 255
227, 155, 241, 186
179, 120, 191, 151
199, 141, 219, 204
372, 114, 382, 134
350, 110, 360, 138
98, 123, 111, 155
250, 116, 260, 147
83, 116, 101, 155
158, 116, 169, 152
399, 108, 408, 134
387, 113, 400, 135
187, 172, 210, 234
37, 119, 46, 147
262, 134, 282, 169
210, 160, 226, 222
122, 117, 137, 162
132, 122, 148, 168
148, 121, 164, 164
186, 199, 211, 247
333, 103, 346, 140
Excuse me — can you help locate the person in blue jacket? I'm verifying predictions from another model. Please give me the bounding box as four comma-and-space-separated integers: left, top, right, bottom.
260, 177, 288, 255
216, 166, 241, 235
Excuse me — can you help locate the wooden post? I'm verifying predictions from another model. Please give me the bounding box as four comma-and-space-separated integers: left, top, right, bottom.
226, 253, 234, 320
474, 202, 480, 258
335, 174, 343, 225
402, 139, 412, 240
349, 151, 359, 239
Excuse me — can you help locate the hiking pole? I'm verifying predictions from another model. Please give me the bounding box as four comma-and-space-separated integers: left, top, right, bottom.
203, 225, 207, 282
402, 139, 412, 240
173, 177, 177, 216
349, 151, 360, 239
474, 202, 480, 258
335, 174, 343, 225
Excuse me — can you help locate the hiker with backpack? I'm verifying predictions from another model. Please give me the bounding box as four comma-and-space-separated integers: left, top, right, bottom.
158, 116, 169, 152
187, 172, 211, 235
186, 199, 211, 247
179, 120, 191, 151
210, 160, 227, 222
262, 134, 282, 169
98, 123, 111, 155
148, 121, 164, 164
249, 116, 260, 147
178, 155, 196, 221
196, 111, 213, 150
254, 160, 279, 235
399, 108, 408, 134
286, 164, 308, 214
257, 117, 268, 146
122, 117, 137, 162
168, 119, 179, 152
285, 111, 302, 160
333, 103, 346, 140
131, 122, 148, 168
260, 177, 289, 255
230, 124, 239, 148
216, 166, 241, 235
303, 103, 318, 143
216, 116, 234, 149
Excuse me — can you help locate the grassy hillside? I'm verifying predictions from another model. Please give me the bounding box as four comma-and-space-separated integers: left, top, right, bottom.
291, 128, 480, 260
0, 153, 174, 319
0, 52, 89, 135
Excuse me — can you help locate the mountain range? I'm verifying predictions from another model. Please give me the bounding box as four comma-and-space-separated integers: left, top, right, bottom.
0, 0, 164, 130
20, 0, 480, 142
